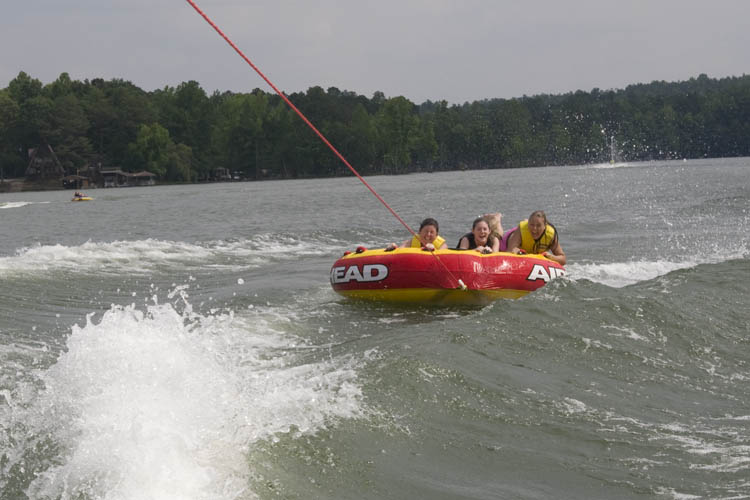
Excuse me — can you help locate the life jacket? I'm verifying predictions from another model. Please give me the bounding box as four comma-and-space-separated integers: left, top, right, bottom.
410, 234, 446, 249
455, 233, 496, 250
518, 220, 557, 254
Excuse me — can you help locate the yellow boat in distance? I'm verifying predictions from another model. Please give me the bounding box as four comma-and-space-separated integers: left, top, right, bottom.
71, 197, 93, 202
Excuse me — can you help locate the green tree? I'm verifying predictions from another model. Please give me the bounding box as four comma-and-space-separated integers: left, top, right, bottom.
6, 72, 49, 156
0, 90, 23, 176
7, 71, 42, 104
127, 123, 172, 177
46, 94, 92, 171
347, 103, 377, 174
153, 81, 211, 170
81, 85, 117, 158
409, 118, 438, 170
375, 96, 419, 174
495, 99, 533, 167
212, 93, 267, 179
164, 142, 193, 182
46, 72, 74, 100
21, 95, 54, 146
106, 80, 157, 165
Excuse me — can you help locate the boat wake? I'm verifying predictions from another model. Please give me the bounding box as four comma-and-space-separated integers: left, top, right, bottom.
584, 161, 632, 169
568, 244, 748, 288
0, 201, 51, 209
1, 290, 365, 499
0, 236, 346, 276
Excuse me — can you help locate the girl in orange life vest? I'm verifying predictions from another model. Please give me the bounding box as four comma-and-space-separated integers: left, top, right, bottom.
456, 216, 499, 254
506, 210, 566, 265
385, 218, 448, 251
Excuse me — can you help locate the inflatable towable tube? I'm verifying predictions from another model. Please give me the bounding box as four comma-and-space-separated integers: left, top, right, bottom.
330, 247, 565, 306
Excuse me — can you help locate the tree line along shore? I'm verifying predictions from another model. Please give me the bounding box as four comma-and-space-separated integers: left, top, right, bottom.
0, 71, 748, 190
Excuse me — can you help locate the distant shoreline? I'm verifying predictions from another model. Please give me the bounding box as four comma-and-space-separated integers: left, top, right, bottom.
3, 72, 749, 185
2, 155, 749, 195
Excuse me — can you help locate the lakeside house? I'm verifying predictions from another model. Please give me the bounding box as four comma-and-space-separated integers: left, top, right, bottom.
22, 143, 157, 190
61, 174, 91, 189
100, 168, 156, 187
25, 143, 64, 180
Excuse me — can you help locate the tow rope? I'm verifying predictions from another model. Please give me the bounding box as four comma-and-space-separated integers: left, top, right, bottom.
186, 0, 466, 290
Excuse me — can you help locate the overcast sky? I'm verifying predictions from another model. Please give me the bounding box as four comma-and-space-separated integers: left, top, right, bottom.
2, 0, 748, 104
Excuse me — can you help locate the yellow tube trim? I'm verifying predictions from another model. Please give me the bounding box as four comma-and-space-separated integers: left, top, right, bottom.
335, 287, 530, 306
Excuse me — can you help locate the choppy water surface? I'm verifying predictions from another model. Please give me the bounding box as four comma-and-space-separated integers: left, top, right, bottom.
1, 158, 749, 499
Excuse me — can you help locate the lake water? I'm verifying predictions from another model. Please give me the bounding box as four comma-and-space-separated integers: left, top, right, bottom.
1, 157, 749, 499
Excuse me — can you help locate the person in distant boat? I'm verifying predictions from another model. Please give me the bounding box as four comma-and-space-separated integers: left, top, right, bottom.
386, 218, 447, 251
456, 216, 499, 254
506, 210, 566, 265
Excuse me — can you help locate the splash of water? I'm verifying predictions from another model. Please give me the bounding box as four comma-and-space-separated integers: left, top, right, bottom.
6, 293, 364, 499
568, 243, 748, 288
0, 236, 345, 276
0, 201, 51, 209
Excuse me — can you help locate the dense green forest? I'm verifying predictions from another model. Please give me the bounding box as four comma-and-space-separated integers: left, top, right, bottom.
1, 71, 748, 181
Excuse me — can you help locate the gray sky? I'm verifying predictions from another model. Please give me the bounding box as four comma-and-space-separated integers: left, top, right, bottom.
2, 0, 748, 104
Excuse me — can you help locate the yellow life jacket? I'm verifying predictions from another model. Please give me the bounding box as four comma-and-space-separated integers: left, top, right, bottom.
410, 234, 446, 249
518, 220, 557, 254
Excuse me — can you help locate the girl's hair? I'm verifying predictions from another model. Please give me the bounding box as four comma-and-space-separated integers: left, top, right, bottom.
529, 210, 547, 224
472, 216, 489, 229
419, 218, 439, 233
484, 213, 501, 235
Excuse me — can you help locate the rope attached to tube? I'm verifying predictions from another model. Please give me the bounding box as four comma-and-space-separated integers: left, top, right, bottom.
185, 0, 466, 290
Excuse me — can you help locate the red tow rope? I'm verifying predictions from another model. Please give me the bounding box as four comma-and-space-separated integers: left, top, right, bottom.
186, 0, 467, 290
185, 0, 414, 235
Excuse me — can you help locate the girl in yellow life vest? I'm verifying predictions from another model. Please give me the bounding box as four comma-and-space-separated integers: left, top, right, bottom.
507, 210, 566, 265
386, 218, 447, 251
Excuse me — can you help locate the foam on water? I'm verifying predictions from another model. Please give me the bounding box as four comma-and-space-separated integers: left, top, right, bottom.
0, 240, 216, 274
0, 235, 345, 276
567, 259, 700, 288
567, 244, 748, 288
0, 201, 51, 209
582, 161, 633, 170
5, 292, 364, 499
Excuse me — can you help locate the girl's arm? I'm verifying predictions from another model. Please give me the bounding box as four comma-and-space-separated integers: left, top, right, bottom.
506, 230, 522, 254
544, 241, 566, 265
489, 236, 500, 253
